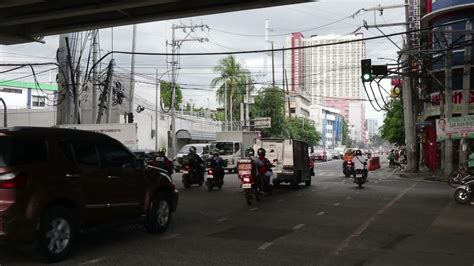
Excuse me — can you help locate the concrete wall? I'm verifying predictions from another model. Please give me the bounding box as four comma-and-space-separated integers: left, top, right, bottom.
1, 108, 222, 153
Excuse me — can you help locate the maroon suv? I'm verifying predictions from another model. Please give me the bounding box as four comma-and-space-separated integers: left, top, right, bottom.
0, 127, 178, 262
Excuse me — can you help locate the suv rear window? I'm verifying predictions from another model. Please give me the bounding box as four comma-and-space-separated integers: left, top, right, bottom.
0, 136, 47, 167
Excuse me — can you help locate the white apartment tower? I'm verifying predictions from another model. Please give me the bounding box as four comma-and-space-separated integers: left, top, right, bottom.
287, 33, 367, 143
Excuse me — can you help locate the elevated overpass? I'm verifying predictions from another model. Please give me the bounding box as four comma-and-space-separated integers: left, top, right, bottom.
0, 0, 309, 45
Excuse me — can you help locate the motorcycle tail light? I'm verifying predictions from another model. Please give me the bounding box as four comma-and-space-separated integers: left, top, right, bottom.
208, 169, 213, 175
243, 177, 251, 183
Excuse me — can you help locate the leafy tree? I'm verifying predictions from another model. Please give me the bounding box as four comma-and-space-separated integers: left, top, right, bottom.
287, 117, 321, 146
160, 81, 183, 110
380, 100, 405, 145
210, 55, 254, 121
251, 86, 287, 137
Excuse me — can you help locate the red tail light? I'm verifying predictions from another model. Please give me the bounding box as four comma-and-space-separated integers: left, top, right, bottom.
184, 164, 191, 170
208, 169, 214, 175
0, 172, 28, 189
243, 177, 251, 183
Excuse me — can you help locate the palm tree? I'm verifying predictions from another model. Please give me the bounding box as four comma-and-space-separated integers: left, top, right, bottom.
211, 55, 252, 128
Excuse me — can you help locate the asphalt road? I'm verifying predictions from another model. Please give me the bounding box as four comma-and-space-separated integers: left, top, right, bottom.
2, 157, 474, 265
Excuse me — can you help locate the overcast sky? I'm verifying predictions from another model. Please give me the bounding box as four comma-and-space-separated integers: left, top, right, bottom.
0, 0, 407, 126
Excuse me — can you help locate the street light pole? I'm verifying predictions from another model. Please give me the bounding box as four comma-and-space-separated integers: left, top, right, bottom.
155, 69, 172, 151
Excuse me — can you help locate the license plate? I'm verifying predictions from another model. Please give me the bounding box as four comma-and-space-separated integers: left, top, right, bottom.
207, 174, 213, 178
182, 170, 189, 174
242, 183, 252, 189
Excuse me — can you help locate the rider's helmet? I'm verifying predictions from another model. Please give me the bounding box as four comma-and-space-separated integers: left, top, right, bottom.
189, 146, 197, 154
211, 148, 220, 156
257, 148, 266, 157
157, 146, 166, 156
245, 147, 255, 157
355, 149, 362, 156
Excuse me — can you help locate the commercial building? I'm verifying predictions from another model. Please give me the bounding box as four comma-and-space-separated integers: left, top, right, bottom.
0, 80, 57, 109
309, 104, 343, 149
420, 0, 474, 171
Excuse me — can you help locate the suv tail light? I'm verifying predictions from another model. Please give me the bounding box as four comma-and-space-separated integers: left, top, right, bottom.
0, 172, 28, 189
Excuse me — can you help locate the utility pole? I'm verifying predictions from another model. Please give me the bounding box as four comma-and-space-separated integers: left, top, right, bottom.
444, 27, 453, 177
460, 21, 472, 164
271, 42, 275, 87
155, 69, 161, 151
402, 0, 416, 172
128, 25, 137, 123
92, 30, 99, 123
106, 59, 115, 123
56, 34, 74, 125
245, 81, 250, 130
168, 22, 209, 157
96, 59, 114, 123
265, 19, 273, 84
64, 36, 80, 124
224, 77, 227, 131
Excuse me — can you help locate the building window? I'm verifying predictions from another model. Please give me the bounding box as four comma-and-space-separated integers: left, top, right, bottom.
0, 87, 22, 94
32, 95, 46, 107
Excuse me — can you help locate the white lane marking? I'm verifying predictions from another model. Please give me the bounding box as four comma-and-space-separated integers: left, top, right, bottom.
250, 207, 259, 211
346, 196, 352, 200
333, 183, 417, 255
258, 242, 273, 250
217, 218, 228, 222
79, 258, 107, 265
312, 185, 329, 192
334, 203, 340, 206
293, 224, 305, 230
160, 233, 180, 240
317, 211, 326, 216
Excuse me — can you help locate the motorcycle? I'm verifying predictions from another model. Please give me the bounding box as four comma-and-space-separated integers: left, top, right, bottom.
352, 163, 368, 188
238, 158, 260, 205
205, 158, 227, 191
181, 156, 204, 188
451, 165, 474, 204
343, 160, 354, 178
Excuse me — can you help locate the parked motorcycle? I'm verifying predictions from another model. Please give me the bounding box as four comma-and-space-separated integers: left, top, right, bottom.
238, 158, 260, 205
205, 158, 227, 191
181, 156, 204, 188
343, 161, 354, 178
451, 164, 474, 204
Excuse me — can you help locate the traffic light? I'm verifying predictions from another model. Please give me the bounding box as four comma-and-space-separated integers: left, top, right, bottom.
361, 59, 373, 82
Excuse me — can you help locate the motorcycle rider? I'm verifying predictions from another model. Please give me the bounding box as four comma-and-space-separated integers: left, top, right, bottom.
257, 148, 274, 190
209, 148, 225, 181
155, 146, 173, 176
351, 149, 368, 178
187, 146, 205, 182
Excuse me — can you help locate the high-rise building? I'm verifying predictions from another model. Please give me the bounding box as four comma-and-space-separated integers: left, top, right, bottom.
287, 33, 367, 143
366, 118, 379, 137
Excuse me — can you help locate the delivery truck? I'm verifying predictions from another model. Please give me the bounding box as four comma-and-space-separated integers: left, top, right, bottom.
254, 138, 312, 188
56, 123, 138, 150
211, 131, 259, 172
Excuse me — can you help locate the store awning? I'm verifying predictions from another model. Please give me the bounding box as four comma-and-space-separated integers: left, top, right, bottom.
176, 129, 216, 141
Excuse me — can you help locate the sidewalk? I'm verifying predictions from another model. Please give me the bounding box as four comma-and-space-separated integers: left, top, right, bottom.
397, 167, 444, 182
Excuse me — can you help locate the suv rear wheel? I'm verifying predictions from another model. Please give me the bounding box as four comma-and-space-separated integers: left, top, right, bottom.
37, 206, 75, 263
146, 193, 172, 233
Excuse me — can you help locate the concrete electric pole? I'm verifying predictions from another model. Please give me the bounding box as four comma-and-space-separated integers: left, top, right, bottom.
168, 23, 209, 157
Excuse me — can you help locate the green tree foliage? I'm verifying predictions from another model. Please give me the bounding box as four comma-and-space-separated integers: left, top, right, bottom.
160, 81, 183, 110
251, 86, 286, 137
380, 100, 405, 145
287, 117, 321, 146
210, 55, 254, 120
